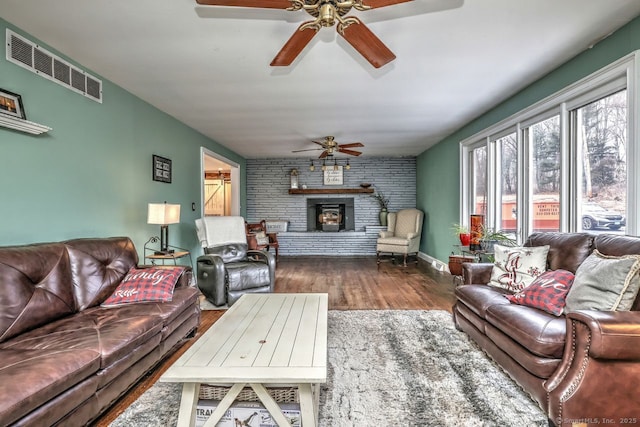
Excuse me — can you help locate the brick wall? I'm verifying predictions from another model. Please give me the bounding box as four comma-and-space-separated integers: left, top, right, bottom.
246, 157, 416, 255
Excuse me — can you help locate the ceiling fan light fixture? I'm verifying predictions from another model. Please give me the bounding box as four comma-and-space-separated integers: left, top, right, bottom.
319, 3, 336, 26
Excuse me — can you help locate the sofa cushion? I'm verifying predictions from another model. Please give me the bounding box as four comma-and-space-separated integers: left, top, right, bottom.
64, 237, 138, 311
97, 286, 200, 328
0, 348, 100, 426
455, 284, 511, 319
488, 245, 549, 292
484, 322, 562, 379
0, 310, 163, 368
525, 232, 594, 273
0, 243, 76, 343
101, 267, 184, 307
485, 303, 566, 359
507, 269, 575, 316
565, 250, 640, 312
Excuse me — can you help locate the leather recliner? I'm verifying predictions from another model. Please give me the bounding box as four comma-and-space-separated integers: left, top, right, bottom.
196, 216, 275, 306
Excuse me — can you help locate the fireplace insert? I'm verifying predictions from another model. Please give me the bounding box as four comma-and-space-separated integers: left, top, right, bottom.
307, 198, 355, 232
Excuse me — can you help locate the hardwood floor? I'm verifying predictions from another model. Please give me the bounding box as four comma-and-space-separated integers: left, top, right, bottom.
92, 256, 455, 426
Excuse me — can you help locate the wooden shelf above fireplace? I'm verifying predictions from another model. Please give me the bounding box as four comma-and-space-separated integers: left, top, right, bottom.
288, 188, 374, 195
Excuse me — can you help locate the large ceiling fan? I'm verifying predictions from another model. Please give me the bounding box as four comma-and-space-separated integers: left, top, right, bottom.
196, 0, 413, 68
292, 135, 364, 158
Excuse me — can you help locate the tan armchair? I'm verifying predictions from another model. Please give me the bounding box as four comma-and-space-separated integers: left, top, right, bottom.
376, 208, 424, 267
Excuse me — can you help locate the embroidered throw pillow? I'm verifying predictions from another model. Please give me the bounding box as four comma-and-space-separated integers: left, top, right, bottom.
255, 231, 270, 246
101, 267, 184, 307
488, 244, 550, 293
507, 269, 575, 316
565, 250, 640, 312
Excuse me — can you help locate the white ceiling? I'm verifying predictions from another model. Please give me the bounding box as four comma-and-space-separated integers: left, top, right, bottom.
3, 0, 640, 160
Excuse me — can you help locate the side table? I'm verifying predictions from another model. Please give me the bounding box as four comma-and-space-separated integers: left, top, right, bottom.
145, 250, 192, 267
144, 237, 193, 271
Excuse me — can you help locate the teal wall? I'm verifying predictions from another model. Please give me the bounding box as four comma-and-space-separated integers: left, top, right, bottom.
0, 19, 246, 259
417, 15, 640, 263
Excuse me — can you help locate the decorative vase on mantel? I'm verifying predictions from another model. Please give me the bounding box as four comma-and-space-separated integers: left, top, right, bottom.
379, 208, 388, 226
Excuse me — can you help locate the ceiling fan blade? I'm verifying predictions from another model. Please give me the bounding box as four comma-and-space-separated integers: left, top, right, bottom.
363, 0, 413, 9
196, 0, 291, 9
338, 148, 363, 156
271, 25, 319, 66
291, 148, 323, 153
319, 151, 329, 159
338, 142, 364, 148
312, 140, 328, 147
339, 18, 396, 68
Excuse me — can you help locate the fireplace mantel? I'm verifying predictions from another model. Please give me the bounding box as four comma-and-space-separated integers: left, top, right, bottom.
288, 188, 374, 195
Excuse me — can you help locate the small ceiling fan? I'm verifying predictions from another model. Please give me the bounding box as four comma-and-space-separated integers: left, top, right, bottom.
196, 0, 413, 68
292, 135, 364, 158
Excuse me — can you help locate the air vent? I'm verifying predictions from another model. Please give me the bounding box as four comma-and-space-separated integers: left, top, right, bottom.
6, 29, 102, 103
34, 48, 53, 77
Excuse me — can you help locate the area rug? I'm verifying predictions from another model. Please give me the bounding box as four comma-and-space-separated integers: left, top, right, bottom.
111, 310, 547, 426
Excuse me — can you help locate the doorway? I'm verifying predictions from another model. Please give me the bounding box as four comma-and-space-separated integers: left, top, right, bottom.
201, 147, 240, 217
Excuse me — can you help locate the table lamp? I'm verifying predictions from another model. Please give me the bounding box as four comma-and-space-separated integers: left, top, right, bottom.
148, 202, 181, 255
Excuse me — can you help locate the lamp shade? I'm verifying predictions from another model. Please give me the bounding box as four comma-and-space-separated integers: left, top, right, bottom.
147, 203, 180, 225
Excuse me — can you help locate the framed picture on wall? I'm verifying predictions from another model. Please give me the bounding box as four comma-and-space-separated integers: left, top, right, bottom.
0, 88, 26, 120
323, 166, 343, 185
152, 155, 172, 183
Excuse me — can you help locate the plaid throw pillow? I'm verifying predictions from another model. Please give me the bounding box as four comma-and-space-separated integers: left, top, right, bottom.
101, 267, 184, 307
507, 269, 575, 316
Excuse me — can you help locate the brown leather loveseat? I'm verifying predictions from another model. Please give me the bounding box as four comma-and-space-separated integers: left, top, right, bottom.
454, 232, 640, 426
0, 237, 200, 426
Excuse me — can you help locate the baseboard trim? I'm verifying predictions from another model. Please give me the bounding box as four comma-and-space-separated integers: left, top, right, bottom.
418, 251, 449, 273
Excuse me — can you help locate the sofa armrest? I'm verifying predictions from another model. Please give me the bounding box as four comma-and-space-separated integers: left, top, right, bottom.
197, 254, 227, 306
461, 262, 493, 285
566, 310, 640, 360
544, 310, 640, 424
379, 231, 393, 238
546, 310, 640, 393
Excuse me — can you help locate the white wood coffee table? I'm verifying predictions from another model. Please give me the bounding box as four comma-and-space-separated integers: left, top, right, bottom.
160, 293, 328, 427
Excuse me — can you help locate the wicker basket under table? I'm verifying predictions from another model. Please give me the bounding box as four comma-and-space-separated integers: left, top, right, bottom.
199, 384, 300, 403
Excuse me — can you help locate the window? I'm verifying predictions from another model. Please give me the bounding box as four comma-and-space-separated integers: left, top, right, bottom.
460, 53, 635, 241
471, 145, 487, 217
497, 132, 518, 235
575, 90, 627, 233
528, 116, 560, 232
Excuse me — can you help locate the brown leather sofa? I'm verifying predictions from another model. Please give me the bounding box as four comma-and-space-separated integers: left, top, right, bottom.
453, 232, 640, 426
0, 237, 200, 426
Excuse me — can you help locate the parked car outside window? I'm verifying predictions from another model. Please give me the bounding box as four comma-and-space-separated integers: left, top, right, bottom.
582, 202, 625, 230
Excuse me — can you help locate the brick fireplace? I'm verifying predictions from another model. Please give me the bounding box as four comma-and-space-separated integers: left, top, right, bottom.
245, 157, 416, 255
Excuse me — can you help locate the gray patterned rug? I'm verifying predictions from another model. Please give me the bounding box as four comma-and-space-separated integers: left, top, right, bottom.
111, 310, 547, 426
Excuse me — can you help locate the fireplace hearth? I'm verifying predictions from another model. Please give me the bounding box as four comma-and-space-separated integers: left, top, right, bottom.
307, 198, 355, 232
